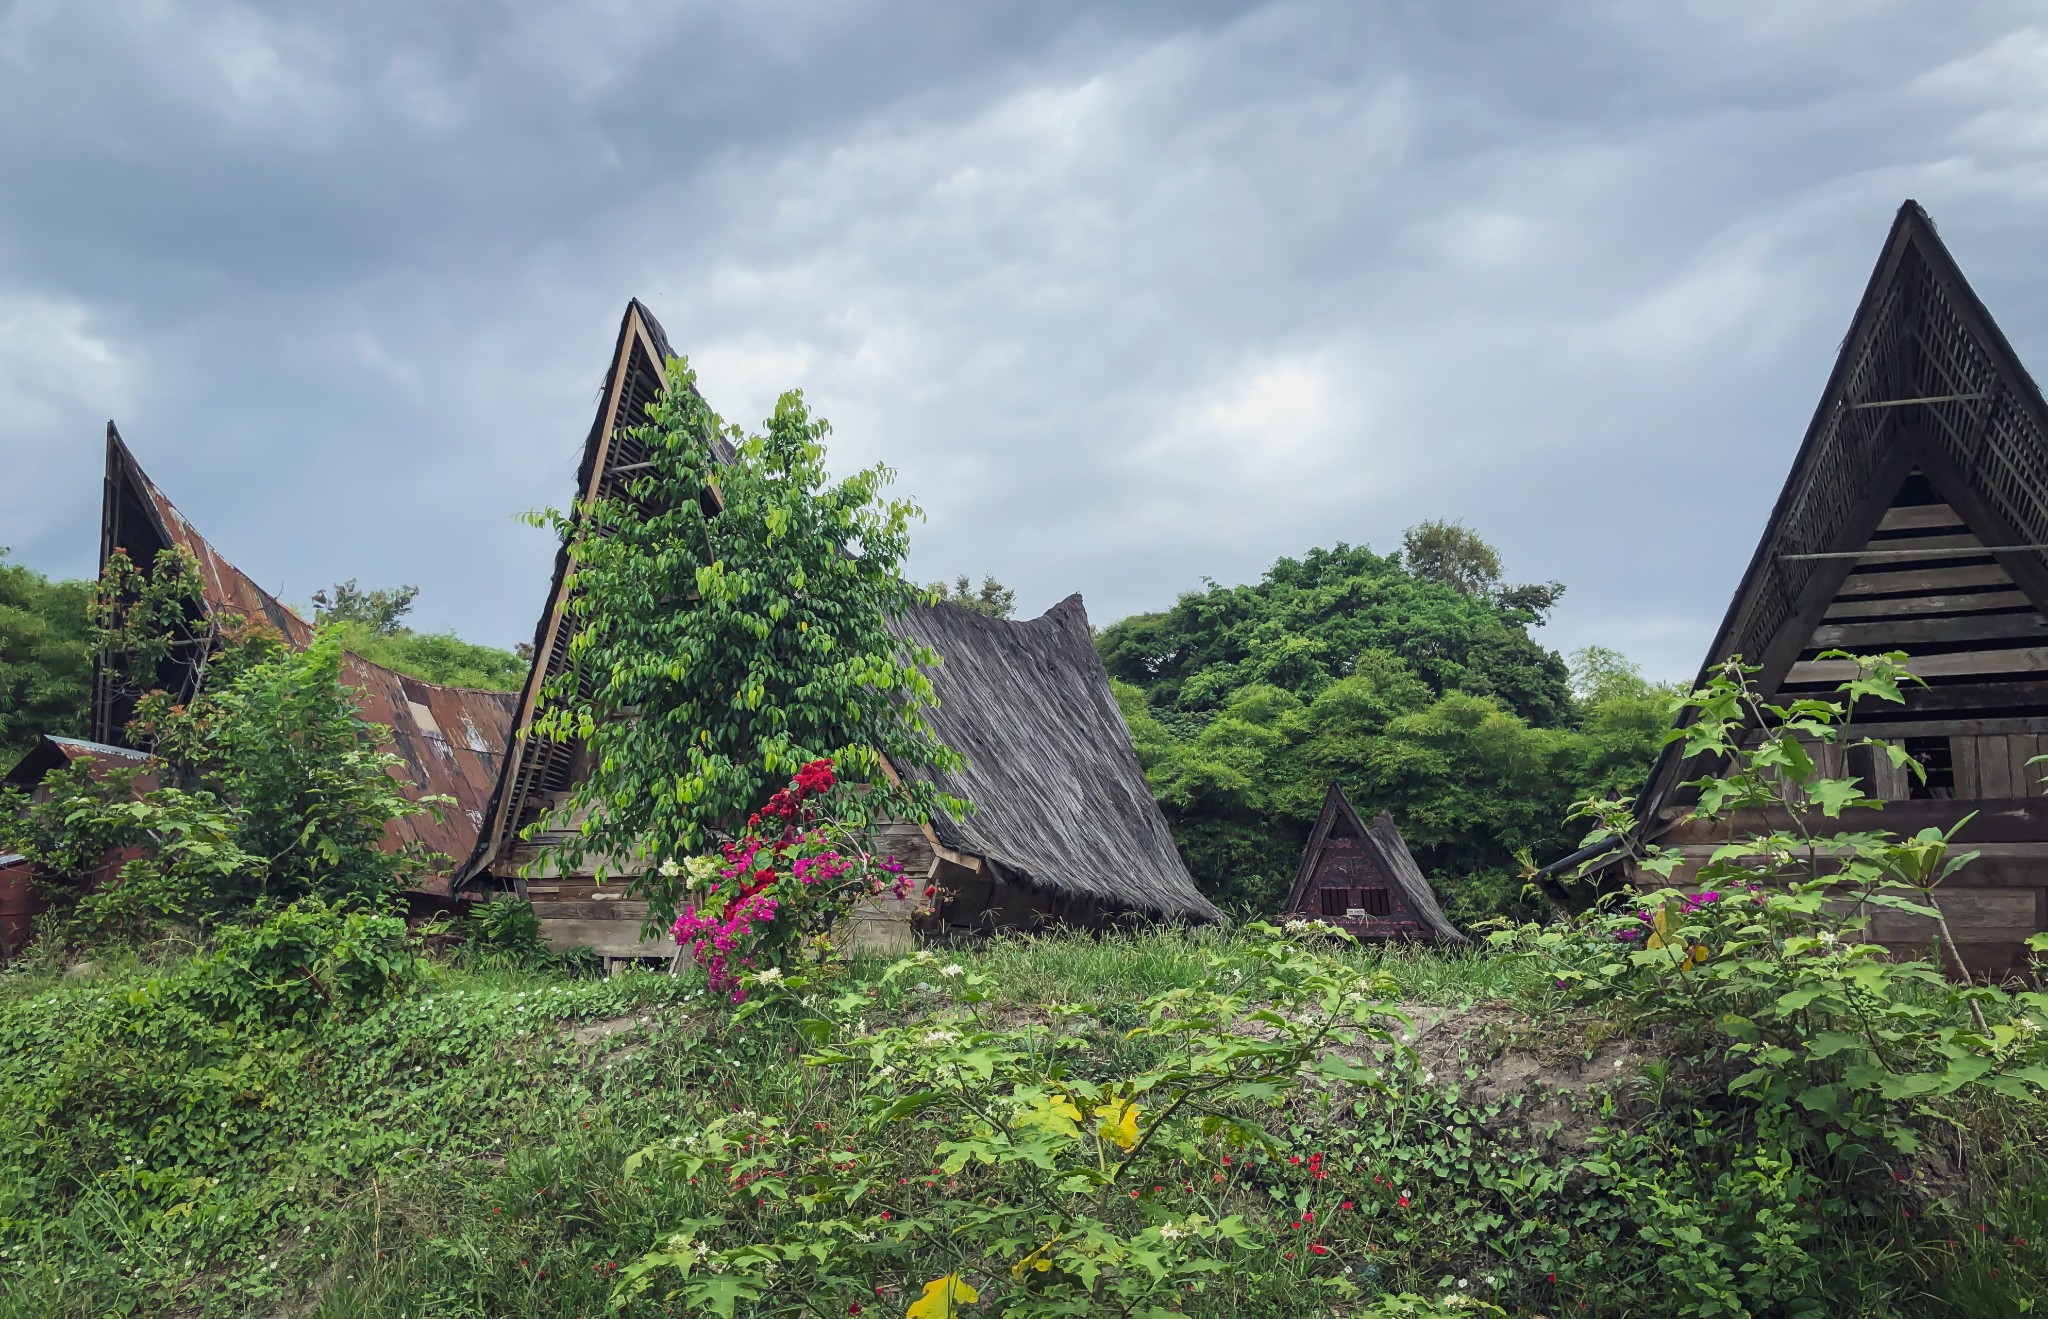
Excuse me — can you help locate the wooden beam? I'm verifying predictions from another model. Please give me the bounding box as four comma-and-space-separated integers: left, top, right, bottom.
1825, 588, 2031, 619
1845, 717, 2048, 739
1892, 679, 2048, 715
1856, 532, 1987, 557
1811, 612, 2048, 648
1835, 563, 2013, 596
1878, 503, 1962, 532
1657, 797, 2048, 845
1788, 647, 2048, 684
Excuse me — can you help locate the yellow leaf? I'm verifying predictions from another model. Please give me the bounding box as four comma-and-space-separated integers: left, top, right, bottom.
1095, 1098, 1141, 1150
907, 1274, 979, 1318
1645, 905, 1672, 951
1010, 1235, 1061, 1281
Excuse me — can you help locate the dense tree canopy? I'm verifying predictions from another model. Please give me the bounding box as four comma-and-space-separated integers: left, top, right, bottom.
311, 578, 526, 691
1098, 540, 1574, 729
0, 549, 92, 765
1101, 535, 1671, 924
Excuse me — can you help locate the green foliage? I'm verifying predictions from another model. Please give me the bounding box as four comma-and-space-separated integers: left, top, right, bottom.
524, 357, 959, 922
1533, 654, 2048, 1159
302, 578, 527, 690
1098, 541, 1570, 726
2, 618, 443, 934
468, 896, 549, 966
2, 927, 2042, 1317
0, 547, 93, 764
619, 927, 1403, 1315
329, 618, 527, 690
1095, 539, 1657, 920
311, 578, 420, 634
926, 573, 1017, 619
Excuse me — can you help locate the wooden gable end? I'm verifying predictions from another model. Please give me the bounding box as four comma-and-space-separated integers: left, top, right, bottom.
1282, 785, 1448, 943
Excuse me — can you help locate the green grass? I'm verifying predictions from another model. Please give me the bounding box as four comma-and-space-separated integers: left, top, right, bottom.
2, 931, 2044, 1318
949, 928, 1554, 1011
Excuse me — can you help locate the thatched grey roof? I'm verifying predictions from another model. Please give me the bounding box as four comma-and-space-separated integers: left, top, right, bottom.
891, 595, 1222, 924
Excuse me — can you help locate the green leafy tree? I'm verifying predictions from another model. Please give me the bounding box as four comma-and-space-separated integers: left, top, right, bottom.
306, 579, 525, 691
1399, 519, 1503, 597
524, 357, 960, 923
927, 573, 1016, 619
1098, 540, 1635, 920
310, 579, 419, 634
1097, 542, 1570, 727
0, 548, 93, 763
329, 621, 527, 690
3, 554, 442, 934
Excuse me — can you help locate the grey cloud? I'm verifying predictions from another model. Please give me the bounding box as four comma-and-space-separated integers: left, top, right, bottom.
3, 1, 2047, 686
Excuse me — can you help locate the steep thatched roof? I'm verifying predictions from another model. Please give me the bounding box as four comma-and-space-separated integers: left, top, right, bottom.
891, 596, 1221, 924
459, 297, 1218, 924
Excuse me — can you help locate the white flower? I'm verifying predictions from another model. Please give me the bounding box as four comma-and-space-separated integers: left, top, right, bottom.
1459, 1278, 1470, 1289
1158, 1222, 1187, 1242
923, 1029, 959, 1045
659, 859, 682, 878
2017, 1016, 2040, 1034
754, 967, 784, 984
939, 964, 965, 978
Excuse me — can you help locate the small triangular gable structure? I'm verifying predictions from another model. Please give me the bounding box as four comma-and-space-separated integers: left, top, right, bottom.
1281, 784, 1464, 945
90, 429, 518, 896
456, 300, 1219, 959
1608, 200, 2048, 977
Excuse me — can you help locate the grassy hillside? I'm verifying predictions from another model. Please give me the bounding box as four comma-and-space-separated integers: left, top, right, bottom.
3, 925, 2043, 1318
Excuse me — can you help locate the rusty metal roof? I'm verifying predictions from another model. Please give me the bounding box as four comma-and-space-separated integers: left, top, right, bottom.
96, 429, 519, 892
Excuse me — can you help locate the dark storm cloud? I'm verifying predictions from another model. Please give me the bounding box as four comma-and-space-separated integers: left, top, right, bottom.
3, 0, 2047, 681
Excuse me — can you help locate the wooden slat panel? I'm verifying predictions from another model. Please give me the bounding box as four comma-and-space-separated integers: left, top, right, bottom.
1842, 718, 2048, 739
1864, 888, 2036, 943
1878, 503, 1962, 532
1856, 532, 1986, 559
1980, 736, 2013, 798
536, 918, 676, 957
1826, 589, 2032, 619
2017, 734, 2047, 798
1836, 564, 2013, 596
1810, 613, 2048, 648
1656, 798, 2048, 845
1893, 680, 2048, 716
1878, 741, 1909, 800
1954, 734, 1980, 799
528, 899, 653, 921
1787, 647, 2048, 684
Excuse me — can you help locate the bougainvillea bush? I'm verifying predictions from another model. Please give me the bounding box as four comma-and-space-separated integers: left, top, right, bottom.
667, 757, 915, 998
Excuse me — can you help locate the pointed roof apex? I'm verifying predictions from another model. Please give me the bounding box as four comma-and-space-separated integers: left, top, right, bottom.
1632, 200, 2048, 822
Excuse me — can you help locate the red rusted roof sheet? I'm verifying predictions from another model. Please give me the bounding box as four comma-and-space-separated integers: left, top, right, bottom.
99, 430, 519, 893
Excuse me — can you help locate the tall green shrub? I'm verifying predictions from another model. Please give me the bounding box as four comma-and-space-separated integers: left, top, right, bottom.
523, 358, 959, 923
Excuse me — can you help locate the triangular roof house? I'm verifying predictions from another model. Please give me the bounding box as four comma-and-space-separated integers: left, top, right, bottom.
1594, 200, 2048, 976
456, 301, 1220, 956
91, 431, 518, 895
1281, 784, 1464, 945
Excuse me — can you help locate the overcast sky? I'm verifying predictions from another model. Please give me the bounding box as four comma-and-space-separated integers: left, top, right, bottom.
5, 1, 2047, 681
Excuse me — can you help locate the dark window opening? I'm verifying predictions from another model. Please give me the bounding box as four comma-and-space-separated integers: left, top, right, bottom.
1319, 887, 1350, 917
1905, 736, 1954, 800
1357, 887, 1393, 918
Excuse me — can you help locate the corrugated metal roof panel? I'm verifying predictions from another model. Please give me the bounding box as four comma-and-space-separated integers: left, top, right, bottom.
103, 439, 520, 889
